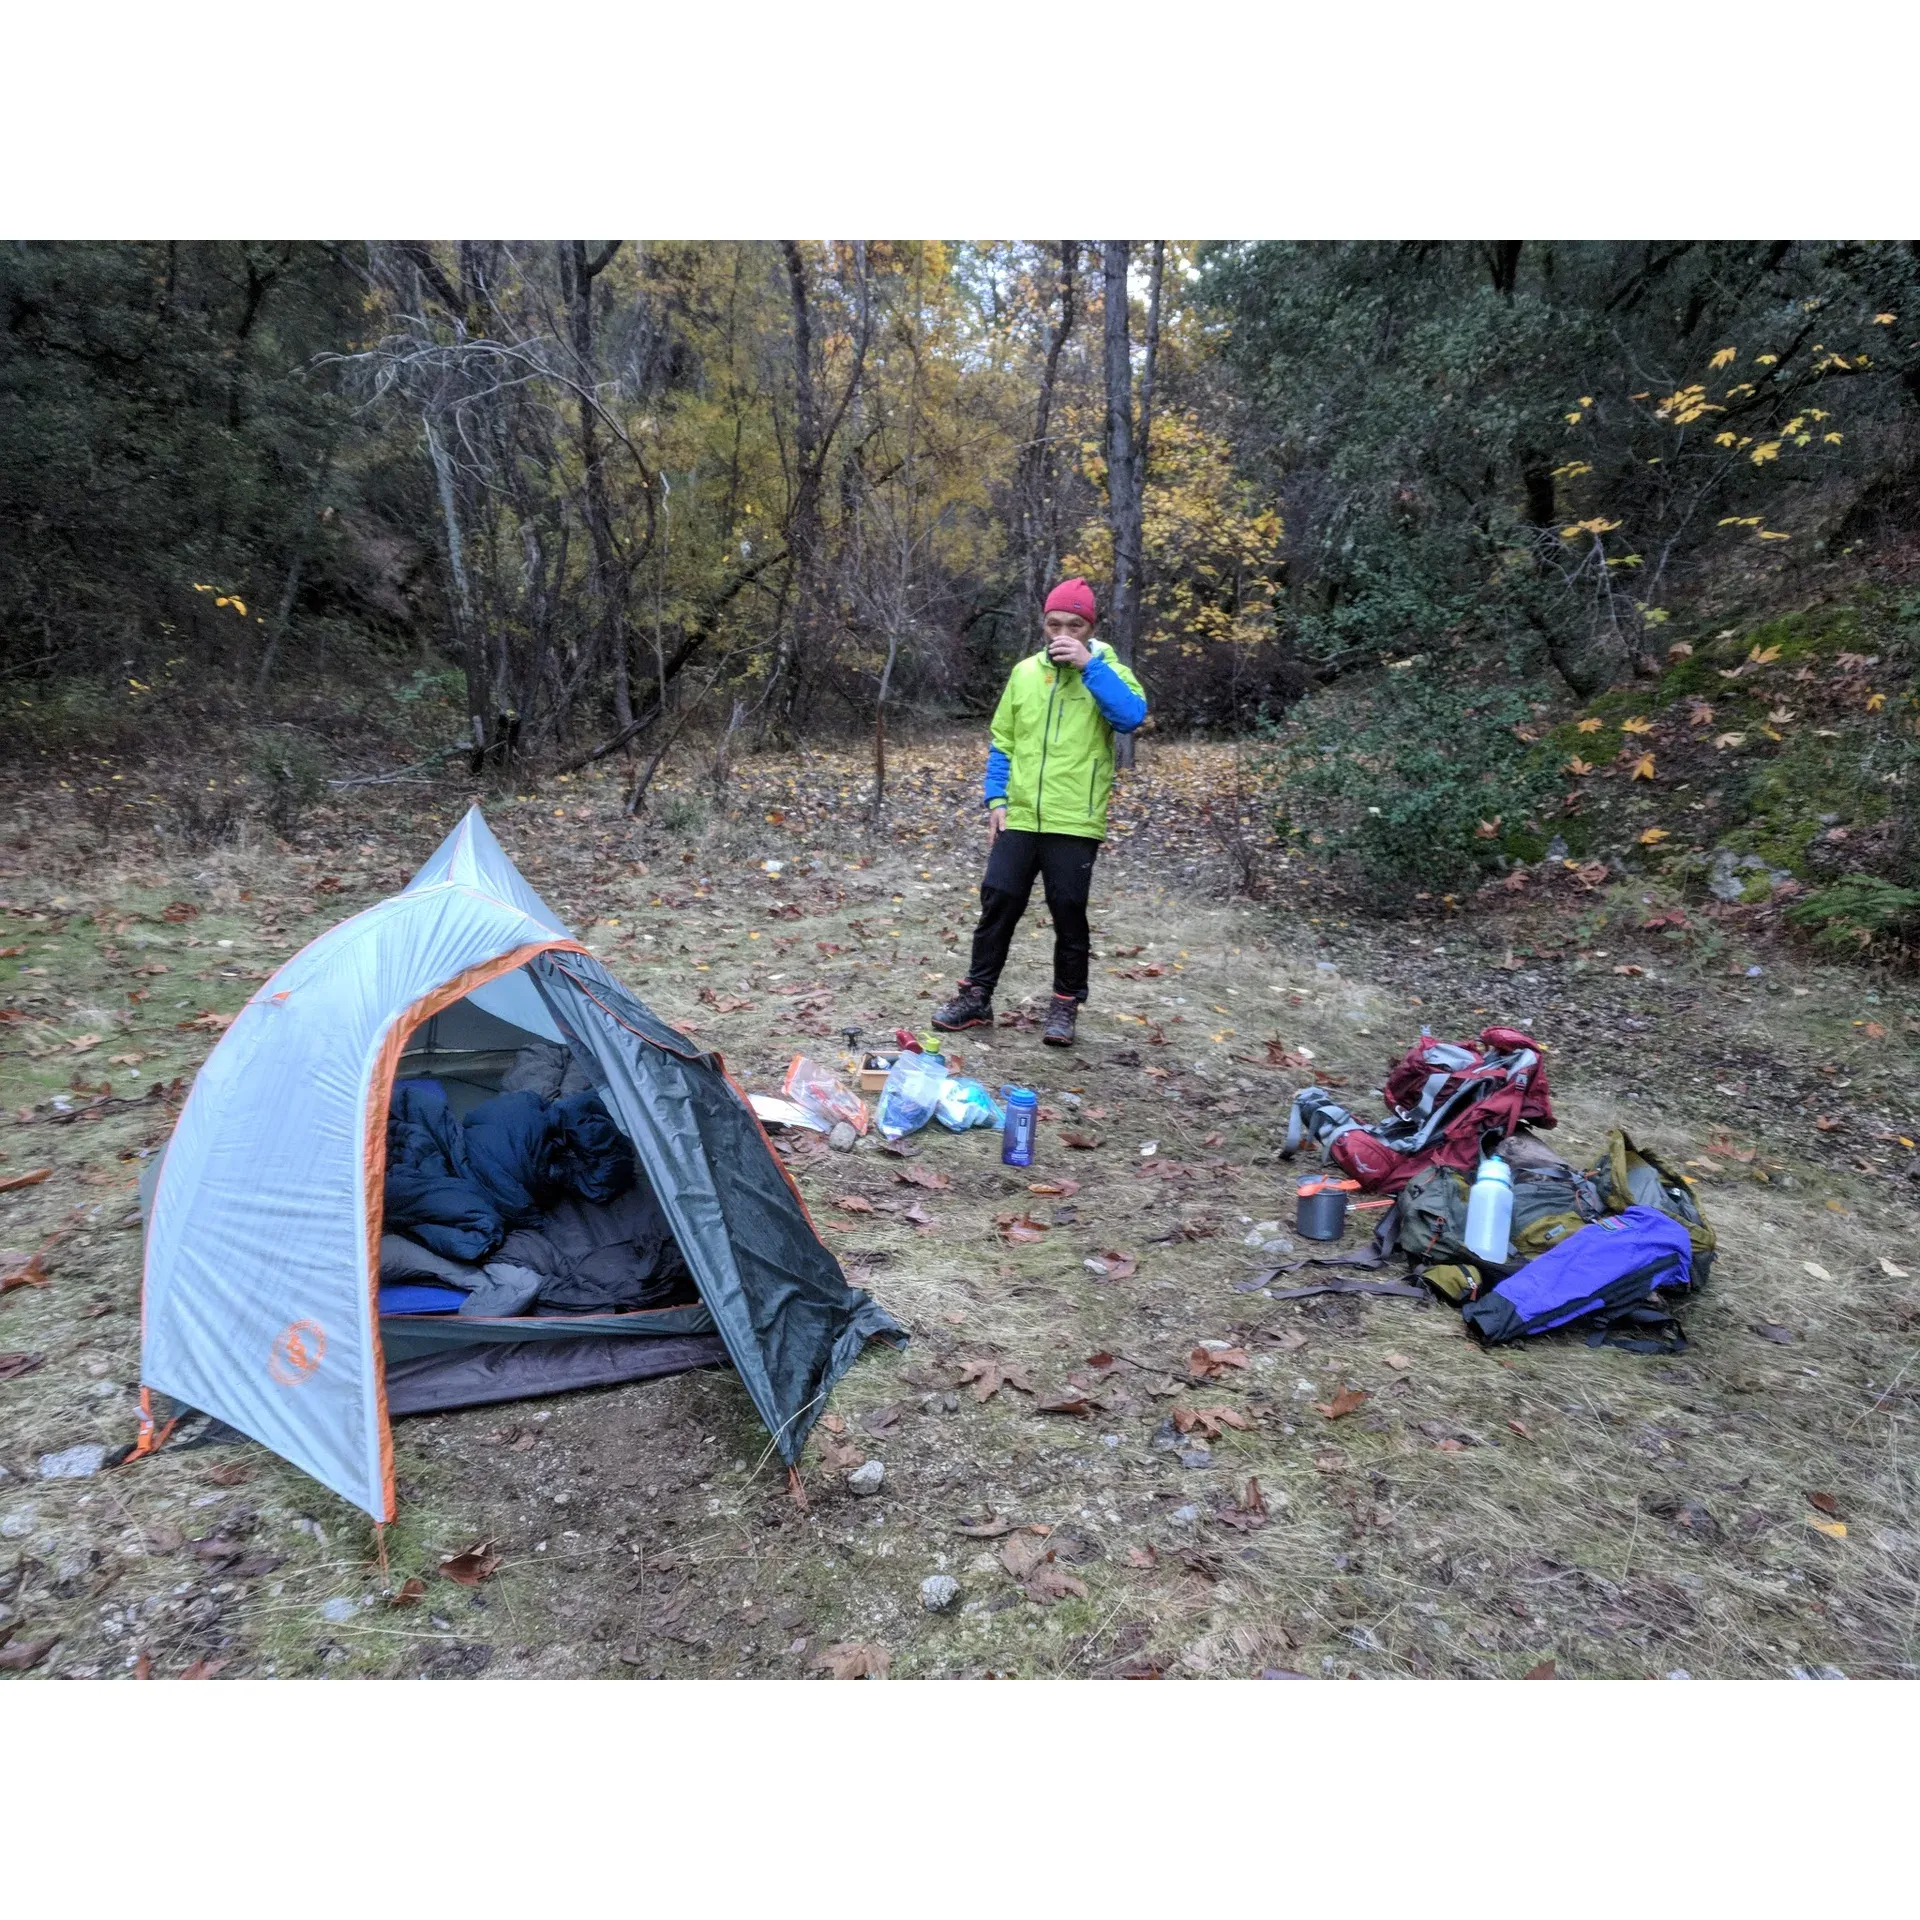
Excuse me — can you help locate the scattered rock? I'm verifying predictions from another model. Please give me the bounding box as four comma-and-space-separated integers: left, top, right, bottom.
38, 1444, 106, 1480
920, 1573, 962, 1612
846, 1460, 885, 1497
320, 1596, 358, 1623
827, 1122, 857, 1153
1171, 1504, 1201, 1525
0, 1507, 37, 1539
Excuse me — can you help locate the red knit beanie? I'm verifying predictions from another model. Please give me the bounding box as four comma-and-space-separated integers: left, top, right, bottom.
1044, 577, 1097, 624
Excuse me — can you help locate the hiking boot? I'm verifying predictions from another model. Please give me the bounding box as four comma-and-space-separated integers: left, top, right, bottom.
932, 981, 994, 1032
1042, 994, 1079, 1047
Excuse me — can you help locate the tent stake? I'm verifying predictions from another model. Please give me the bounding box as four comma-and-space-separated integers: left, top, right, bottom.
372, 1521, 391, 1591
787, 1466, 810, 1512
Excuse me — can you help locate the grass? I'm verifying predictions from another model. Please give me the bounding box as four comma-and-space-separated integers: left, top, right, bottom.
2, 732, 1917, 1679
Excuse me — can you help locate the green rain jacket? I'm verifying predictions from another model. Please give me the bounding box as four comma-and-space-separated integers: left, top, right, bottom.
983, 640, 1148, 840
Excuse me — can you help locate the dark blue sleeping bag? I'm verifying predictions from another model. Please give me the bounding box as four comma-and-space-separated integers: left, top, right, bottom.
463, 1090, 566, 1224
386, 1079, 637, 1259
384, 1080, 504, 1262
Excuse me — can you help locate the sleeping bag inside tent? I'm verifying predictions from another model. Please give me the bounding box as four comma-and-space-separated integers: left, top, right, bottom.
139, 807, 903, 1522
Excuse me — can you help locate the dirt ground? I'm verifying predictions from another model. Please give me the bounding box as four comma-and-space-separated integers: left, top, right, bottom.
2, 734, 1916, 1679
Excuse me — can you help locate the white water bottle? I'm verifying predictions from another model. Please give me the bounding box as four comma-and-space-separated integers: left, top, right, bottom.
1463, 1154, 1514, 1266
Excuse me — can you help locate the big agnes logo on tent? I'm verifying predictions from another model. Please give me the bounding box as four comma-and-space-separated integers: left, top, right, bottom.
268, 1319, 327, 1386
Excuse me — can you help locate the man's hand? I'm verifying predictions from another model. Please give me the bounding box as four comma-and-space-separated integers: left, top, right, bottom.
988, 805, 1006, 847
1046, 633, 1093, 670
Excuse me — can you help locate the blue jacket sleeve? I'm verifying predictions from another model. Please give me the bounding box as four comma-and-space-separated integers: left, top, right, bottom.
984, 746, 1011, 808
1082, 652, 1148, 733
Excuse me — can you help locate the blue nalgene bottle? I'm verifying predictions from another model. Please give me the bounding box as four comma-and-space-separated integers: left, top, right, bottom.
1000, 1085, 1038, 1167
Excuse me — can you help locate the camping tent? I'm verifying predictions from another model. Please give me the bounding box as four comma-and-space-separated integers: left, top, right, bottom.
140, 807, 900, 1521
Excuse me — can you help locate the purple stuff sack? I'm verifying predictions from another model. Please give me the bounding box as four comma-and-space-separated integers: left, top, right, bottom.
1461, 1206, 1696, 1350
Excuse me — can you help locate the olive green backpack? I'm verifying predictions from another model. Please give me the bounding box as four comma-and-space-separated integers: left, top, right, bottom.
1395, 1140, 1603, 1303
1586, 1128, 1717, 1285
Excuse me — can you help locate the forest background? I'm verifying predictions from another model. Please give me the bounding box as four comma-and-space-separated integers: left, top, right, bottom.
4, 238, 1919, 947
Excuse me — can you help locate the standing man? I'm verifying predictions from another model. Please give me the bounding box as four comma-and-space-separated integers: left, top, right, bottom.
933, 578, 1148, 1047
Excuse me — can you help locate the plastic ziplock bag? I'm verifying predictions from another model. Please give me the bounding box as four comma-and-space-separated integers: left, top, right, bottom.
782, 1054, 869, 1134
934, 1076, 1004, 1132
875, 1050, 948, 1140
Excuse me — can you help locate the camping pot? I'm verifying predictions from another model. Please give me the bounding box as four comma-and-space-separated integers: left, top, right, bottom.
1295, 1176, 1359, 1241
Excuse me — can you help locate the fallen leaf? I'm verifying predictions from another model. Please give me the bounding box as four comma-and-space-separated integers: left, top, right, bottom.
957, 1357, 1034, 1402
1637, 827, 1670, 846
1507, 1418, 1534, 1439
438, 1541, 502, 1585
1524, 1660, 1558, 1680
1803, 1261, 1834, 1282
0, 1252, 50, 1295
1863, 1021, 1887, 1040
1384, 1353, 1412, 1371
178, 1657, 227, 1680
1059, 1130, 1102, 1150
1566, 756, 1594, 776
1807, 1491, 1840, 1517
161, 901, 199, 923
1314, 1386, 1369, 1420
1126, 1544, 1158, 1569
1808, 1517, 1848, 1540
1212, 1477, 1269, 1532
1028, 1178, 1080, 1197
999, 1533, 1053, 1579
133, 1651, 152, 1679
1083, 1248, 1138, 1280
1036, 1392, 1094, 1417
1576, 717, 1603, 733
998, 1213, 1048, 1244
832, 1194, 876, 1214
814, 1641, 891, 1679
1880, 1258, 1910, 1279
1751, 1323, 1796, 1345
388, 1576, 427, 1609
1620, 716, 1654, 735
1188, 1345, 1250, 1380
1630, 753, 1656, 781
1612, 963, 1646, 976
1270, 1329, 1309, 1352
205, 1462, 249, 1487
178, 1010, 235, 1032
1174, 1405, 1251, 1439
0, 1351, 45, 1382
1025, 1564, 1088, 1603
955, 1515, 1017, 1538
894, 1165, 949, 1191
67, 1033, 102, 1053
0, 1168, 51, 1193
0, 1637, 58, 1672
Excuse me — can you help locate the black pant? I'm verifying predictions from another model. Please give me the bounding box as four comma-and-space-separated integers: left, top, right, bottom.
963, 828, 1101, 1003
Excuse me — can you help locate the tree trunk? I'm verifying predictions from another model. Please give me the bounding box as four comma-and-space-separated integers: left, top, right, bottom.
1101, 242, 1144, 767
565, 242, 628, 731
1017, 243, 1078, 639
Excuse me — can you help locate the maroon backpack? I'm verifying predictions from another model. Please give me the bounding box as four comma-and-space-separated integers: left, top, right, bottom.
1282, 1027, 1556, 1194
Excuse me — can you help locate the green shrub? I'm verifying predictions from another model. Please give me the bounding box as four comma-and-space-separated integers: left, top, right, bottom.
249, 730, 331, 831
1786, 876, 1920, 953
1268, 669, 1561, 902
